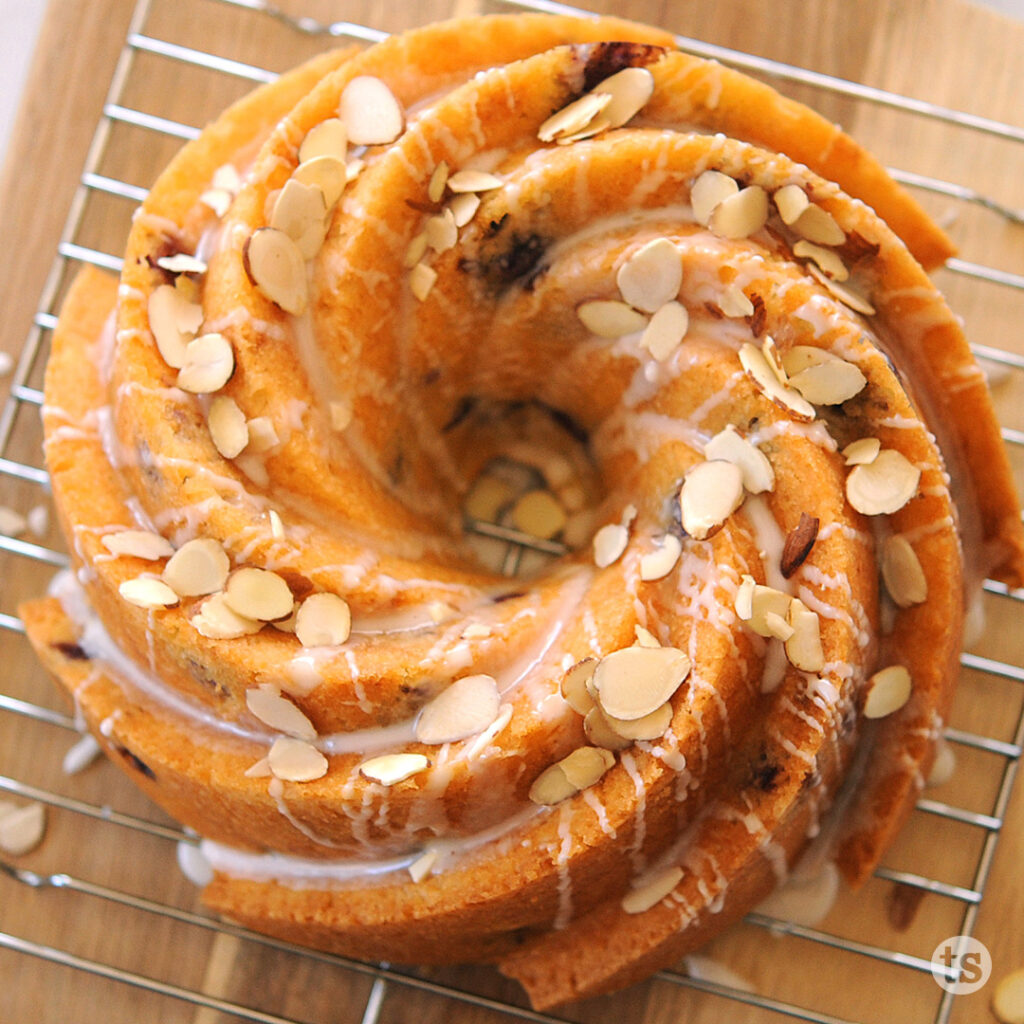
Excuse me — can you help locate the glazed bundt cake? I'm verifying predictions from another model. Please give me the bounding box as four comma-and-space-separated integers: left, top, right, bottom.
21, 12, 1024, 1009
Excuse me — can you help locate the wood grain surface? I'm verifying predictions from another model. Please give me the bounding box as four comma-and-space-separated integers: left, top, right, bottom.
0, 1, 1021, 1022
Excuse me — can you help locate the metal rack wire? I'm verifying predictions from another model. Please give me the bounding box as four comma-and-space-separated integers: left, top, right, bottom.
0, 1, 1022, 1021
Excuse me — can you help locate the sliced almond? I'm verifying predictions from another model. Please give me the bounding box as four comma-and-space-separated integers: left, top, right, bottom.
224, 567, 295, 622
592, 66, 655, 128
102, 529, 174, 561
678, 459, 745, 540
268, 735, 328, 782
641, 300, 689, 360
787, 356, 867, 406
710, 185, 769, 239
244, 228, 308, 316
268, 510, 285, 539
807, 264, 876, 315
446, 169, 503, 193
881, 535, 928, 608
448, 191, 480, 228
295, 592, 352, 647
622, 865, 683, 914
691, 170, 738, 226
863, 665, 912, 718
746, 585, 792, 637
592, 645, 690, 721
512, 489, 566, 540
554, 115, 611, 146
718, 284, 754, 318
329, 400, 353, 432
559, 746, 615, 790
846, 449, 920, 516
157, 253, 208, 275
299, 117, 347, 164
537, 92, 612, 142
461, 623, 491, 640
176, 333, 235, 394
200, 188, 232, 217
634, 624, 661, 648
415, 674, 501, 745
640, 533, 683, 581
735, 574, 756, 620
781, 513, 820, 579
992, 967, 1024, 1024
774, 183, 809, 225
410, 262, 437, 302
409, 848, 439, 882
148, 284, 203, 369
464, 473, 514, 523
119, 576, 179, 609
739, 343, 815, 422
616, 238, 682, 314
292, 154, 347, 208
584, 706, 633, 750
764, 610, 795, 641
428, 160, 449, 203
163, 537, 230, 597
360, 752, 430, 786
593, 522, 629, 568
577, 299, 648, 338
762, 335, 788, 385
425, 207, 458, 254
843, 437, 881, 466
338, 75, 404, 146
529, 762, 576, 805
208, 395, 249, 459
785, 598, 825, 673
269, 178, 329, 259
704, 424, 775, 494
602, 700, 673, 741
561, 658, 598, 715
191, 592, 262, 639
0, 801, 46, 856
793, 239, 849, 282
404, 231, 428, 269
246, 416, 279, 454
793, 204, 845, 246
246, 685, 317, 740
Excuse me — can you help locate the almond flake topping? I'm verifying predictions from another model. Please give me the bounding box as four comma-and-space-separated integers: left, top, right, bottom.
246, 684, 317, 740
244, 228, 308, 316
208, 395, 249, 459
617, 238, 682, 314
560, 658, 598, 715
691, 170, 739, 226
102, 530, 174, 561
785, 598, 825, 672
593, 522, 629, 568
781, 513, 820, 579
806, 264, 876, 316
191, 593, 262, 639
577, 299, 648, 338
601, 700, 673, 741
224, 567, 294, 622
718, 284, 754, 318
881, 535, 928, 608
295, 592, 352, 647
773, 183, 809, 225
793, 204, 845, 246
529, 746, 614, 805
410, 262, 437, 301
268, 735, 328, 782
583, 707, 632, 750
292, 154, 347, 207
446, 169, 503, 193
537, 91, 612, 143
593, 645, 690, 721
639, 533, 683, 581
299, 117, 347, 164
449, 191, 480, 228
641, 300, 689, 360
793, 239, 849, 281
330, 400, 353, 432
176, 333, 235, 394
338, 75, 404, 146
512, 489, 566, 540
148, 284, 203, 369
843, 437, 881, 466
679, 459, 745, 540
704, 425, 775, 494
163, 537, 230, 597
404, 231, 428, 268
157, 253, 208, 274
414, 674, 501, 745
428, 161, 449, 203
739, 343, 815, 422
0, 801, 46, 856
863, 665, 912, 719
246, 416, 279, 454
845, 449, 920, 516
270, 178, 329, 260
622, 865, 683, 914
360, 753, 430, 786
119, 576, 179, 609
710, 185, 769, 239
743, 584, 792, 636
591, 66, 656, 129
425, 208, 458, 253
762, 335, 788, 385
785, 349, 867, 406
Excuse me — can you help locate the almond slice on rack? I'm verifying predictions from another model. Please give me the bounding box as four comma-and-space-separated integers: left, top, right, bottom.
268, 735, 328, 782
360, 753, 430, 786
592, 645, 690, 721
338, 75, 404, 146
162, 537, 230, 597
223, 567, 295, 622
679, 459, 745, 540
881, 535, 928, 608
414, 674, 501, 745
846, 449, 920, 516
101, 529, 175, 561
616, 237, 682, 314
294, 592, 352, 647
244, 227, 308, 315
863, 665, 912, 718
246, 684, 317, 740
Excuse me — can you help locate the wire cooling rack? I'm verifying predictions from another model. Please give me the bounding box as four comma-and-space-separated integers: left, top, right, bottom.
1, 1, 1022, 1022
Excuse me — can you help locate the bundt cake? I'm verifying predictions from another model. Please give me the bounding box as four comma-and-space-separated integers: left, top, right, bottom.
20, 11, 1024, 1009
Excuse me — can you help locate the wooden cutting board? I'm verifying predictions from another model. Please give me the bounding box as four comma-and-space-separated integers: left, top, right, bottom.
0, 1, 1021, 1022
